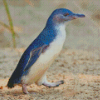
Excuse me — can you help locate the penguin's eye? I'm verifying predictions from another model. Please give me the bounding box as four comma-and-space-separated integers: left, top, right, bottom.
64, 13, 69, 16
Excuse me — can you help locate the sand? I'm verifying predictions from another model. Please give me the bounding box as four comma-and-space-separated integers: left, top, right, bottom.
0, 48, 100, 100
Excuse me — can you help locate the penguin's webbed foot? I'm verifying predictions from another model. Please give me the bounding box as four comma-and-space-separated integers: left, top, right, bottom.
42, 80, 64, 88
22, 84, 29, 94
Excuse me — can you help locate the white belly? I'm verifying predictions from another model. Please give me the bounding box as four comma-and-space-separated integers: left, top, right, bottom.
21, 24, 66, 84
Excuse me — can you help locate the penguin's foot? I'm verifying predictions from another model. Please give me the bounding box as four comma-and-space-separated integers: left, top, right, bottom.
42, 80, 64, 88
22, 84, 29, 94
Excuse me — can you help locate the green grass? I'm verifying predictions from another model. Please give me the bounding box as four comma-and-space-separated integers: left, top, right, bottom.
3, 0, 16, 48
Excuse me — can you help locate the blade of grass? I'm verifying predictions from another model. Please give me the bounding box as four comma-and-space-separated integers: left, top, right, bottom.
25, 0, 34, 7
0, 21, 19, 37
3, 0, 16, 48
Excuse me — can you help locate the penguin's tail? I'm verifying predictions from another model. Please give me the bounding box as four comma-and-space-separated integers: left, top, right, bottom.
7, 79, 14, 88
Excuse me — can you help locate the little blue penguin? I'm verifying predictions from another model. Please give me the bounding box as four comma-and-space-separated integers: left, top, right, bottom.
7, 8, 85, 94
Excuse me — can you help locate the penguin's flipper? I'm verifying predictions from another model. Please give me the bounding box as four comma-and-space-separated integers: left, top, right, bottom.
24, 44, 49, 71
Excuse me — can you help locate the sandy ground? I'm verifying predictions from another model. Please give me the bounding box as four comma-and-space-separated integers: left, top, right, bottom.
0, 48, 100, 100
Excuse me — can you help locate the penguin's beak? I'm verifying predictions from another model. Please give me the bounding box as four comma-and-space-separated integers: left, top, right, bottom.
64, 13, 85, 21
71, 13, 85, 19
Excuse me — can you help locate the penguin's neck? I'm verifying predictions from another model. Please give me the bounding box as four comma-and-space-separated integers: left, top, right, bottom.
42, 23, 66, 45
54, 23, 66, 45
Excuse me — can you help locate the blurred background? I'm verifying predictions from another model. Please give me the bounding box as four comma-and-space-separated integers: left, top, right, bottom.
0, 0, 100, 50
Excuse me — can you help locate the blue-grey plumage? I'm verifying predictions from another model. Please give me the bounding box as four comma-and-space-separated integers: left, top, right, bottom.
7, 8, 85, 94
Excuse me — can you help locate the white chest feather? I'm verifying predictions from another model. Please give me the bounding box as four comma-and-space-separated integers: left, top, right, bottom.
22, 24, 66, 84
39, 24, 66, 63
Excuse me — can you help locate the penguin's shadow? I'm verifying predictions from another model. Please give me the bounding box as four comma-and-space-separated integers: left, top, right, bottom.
1, 86, 63, 96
